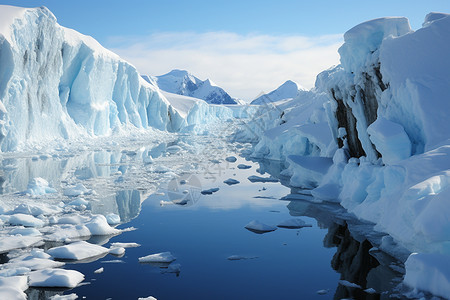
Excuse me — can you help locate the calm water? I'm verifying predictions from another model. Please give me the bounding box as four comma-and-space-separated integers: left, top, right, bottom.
0, 132, 406, 299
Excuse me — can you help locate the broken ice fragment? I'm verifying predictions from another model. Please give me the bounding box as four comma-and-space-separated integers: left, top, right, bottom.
247, 175, 279, 183
138, 252, 176, 264
277, 218, 312, 229
244, 220, 277, 234
338, 280, 362, 289
201, 188, 219, 195
224, 178, 240, 185
225, 156, 237, 162
237, 164, 251, 169
47, 241, 109, 261
29, 268, 84, 288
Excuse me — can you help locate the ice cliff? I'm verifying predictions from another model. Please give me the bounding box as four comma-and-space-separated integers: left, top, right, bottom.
240, 13, 450, 298
0, 5, 187, 151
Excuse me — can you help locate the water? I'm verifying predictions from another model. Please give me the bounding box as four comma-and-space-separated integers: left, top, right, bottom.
0, 130, 407, 299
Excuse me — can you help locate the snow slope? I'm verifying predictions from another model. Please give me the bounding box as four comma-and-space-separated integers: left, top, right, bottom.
237, 13, 450, 298
250, 80, 304, 105
0, 5, 185, 151
144, 69, 243, 105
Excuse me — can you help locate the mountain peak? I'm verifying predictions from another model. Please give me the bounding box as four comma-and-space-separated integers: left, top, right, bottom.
144, 70, 239, 105
250, 80, 303, 105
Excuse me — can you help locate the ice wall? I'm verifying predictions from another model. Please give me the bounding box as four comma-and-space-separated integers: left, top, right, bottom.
0, 6, 182, 151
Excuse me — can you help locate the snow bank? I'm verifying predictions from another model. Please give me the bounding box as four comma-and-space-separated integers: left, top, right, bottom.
404, 253, 450, 299
0, 5, 181, 151
47, 241, 109, 261
0, 275, 28, 300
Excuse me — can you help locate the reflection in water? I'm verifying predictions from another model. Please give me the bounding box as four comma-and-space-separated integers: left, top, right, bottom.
116, 190, 142, 222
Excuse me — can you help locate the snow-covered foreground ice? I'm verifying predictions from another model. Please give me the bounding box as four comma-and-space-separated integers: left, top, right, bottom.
234, 12, 450, 299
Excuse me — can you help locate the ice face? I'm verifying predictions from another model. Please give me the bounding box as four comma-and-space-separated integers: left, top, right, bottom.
0, 6, 181, 152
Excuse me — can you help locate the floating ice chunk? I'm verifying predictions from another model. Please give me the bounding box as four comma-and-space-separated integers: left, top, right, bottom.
277, 218, 312, 229
227, 255, 258, 260
367, 117, 411, 164
166, 145, 182, 154
55, 215, 90, 225
0, 276, 28, 300
404, 253, 450, 299
106, 213, 120, 225
245, 220, 277, 234
64, 184, 89, 197
45, 224, 91, 242
364, 288, 376, 294
29, 268, 84, 288
8, 214, 45, 227
237, 164, 251, 169
94, 267, 104, 274
12, 203, 60, 216
138, 252, 176, 263
3, 250, 65, 271
338, 280, 362, 289
316, 289, 329, 295
50, 293, 78, 300
247, 175, 279, 183
154, 165, 172, 173
201, 188, 219, 195
67, 198, 89, 208
0, 267, 30, 277
25, 178, 57, 196
109, 247, 125, 256
224, 178, 240, 185
85, 215, 120, 236
225, 156, 237, 162
9, 227, 42, 236
110, 242, 140, 248
138, 296, 157, 300
47, 241, 109, 261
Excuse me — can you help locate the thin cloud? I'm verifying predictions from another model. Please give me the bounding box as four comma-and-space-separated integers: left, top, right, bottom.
107, 31, 343, 101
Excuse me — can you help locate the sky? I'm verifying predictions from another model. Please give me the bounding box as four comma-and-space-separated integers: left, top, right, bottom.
1, 0, 449, 100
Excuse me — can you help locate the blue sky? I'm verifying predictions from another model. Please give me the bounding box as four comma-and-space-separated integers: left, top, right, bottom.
1, 0, 449, 99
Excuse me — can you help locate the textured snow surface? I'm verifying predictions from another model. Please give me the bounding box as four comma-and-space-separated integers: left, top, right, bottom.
29, 268, 84, 288
47, 241, 109, 261
404, 253, 450, 299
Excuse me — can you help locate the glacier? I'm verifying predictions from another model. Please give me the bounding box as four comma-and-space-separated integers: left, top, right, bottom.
1, 3, 450, 298
0, 5, 247, 152
238, 13, 450, 298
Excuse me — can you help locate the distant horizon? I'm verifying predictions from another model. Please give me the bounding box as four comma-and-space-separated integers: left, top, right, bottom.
0, 0, 449, 100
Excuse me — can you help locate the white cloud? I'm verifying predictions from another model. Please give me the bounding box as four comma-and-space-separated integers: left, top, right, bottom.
107, 31, 343, 101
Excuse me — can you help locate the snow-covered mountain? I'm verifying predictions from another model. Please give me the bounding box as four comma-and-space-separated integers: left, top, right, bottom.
143, 70, 243, 105
250, 80, 304, 105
